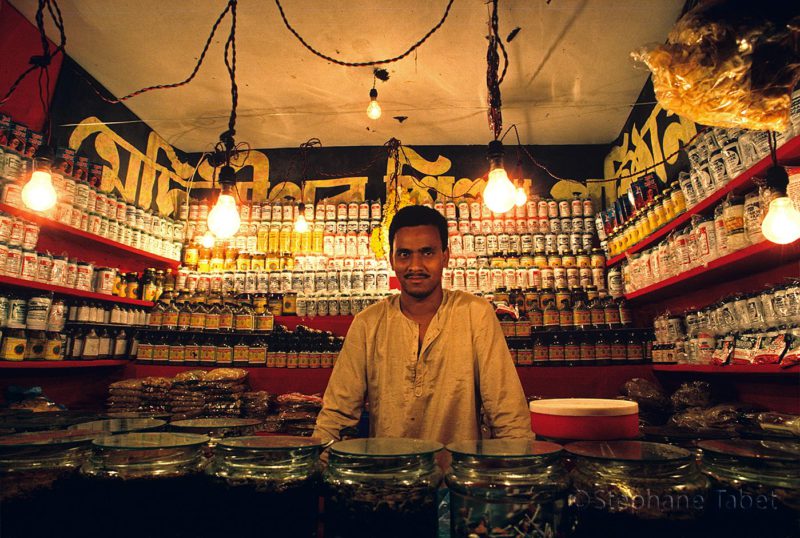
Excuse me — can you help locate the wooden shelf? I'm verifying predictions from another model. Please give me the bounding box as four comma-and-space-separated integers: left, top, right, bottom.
624, 240, 800, 304
606, 134, 800, 268
0, 359, 129, 369
0, 202, 180, 272
653, 363, 799, 376
0, 274, 154, 307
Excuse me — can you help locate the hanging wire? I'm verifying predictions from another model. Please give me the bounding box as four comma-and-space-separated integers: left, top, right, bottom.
486, 0, 504, 140
273, 0, 455, 67
79, 0, 237, 104
0, 0, 66, 125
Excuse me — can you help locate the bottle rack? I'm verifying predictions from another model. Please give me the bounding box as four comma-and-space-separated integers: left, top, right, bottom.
0, 274, 154, 307
606, 134, 800, 268
0, 202, 180, 272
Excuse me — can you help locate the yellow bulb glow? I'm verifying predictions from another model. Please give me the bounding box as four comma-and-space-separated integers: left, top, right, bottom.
367, 99, 382, 120
207, 193, 241, 239
514, 186, 528, 207
199, 231, 216, 248
294, 213, 310, 233
761, 197, 800, 245
483, 167, 517, 214
21, 170, 57, 212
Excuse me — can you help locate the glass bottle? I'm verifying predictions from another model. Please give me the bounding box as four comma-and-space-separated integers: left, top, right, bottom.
168, 335, 185, 364
153, 333, 169, 363
626, 331, 644, 364
233, 336, 249, 366
594, 332, 610, 366
603, 296, 622, 328
573, 291, 591, 329
579, 332, 595, 364
589, 294, 605, 328
189, 299, 207, 332
215, 335, 233, 365
218, 300, 235, 333
618, 298, 633, 327
248, 336, 267, 365
177, 299, 192, 331
610, 331, 627, 364
205, 299, 221, 332
548, 332, 564, 364
199, 335, 216, 366
324, 438, 443, 538
183, 333, 199, 364
161, 299, 179, 331
564, 331, 580, 366
234, 300, 255, 333
542, 296, 560, 331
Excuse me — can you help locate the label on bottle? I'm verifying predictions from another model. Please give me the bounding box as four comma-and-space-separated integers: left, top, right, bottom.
543, 309, 560, 328
287, 352, 300, 368
518, 348, 533, 366
177, 310, 191, 329
235, 313, 254, 331
215, 346, 233, 365
604, 308, 621, 326
219, 312, 234, 331
580, 343, 595, 362
169, 345, 185, 363
590, 308, 605, 327
234, 345, 249, 364
548, 344, 565, 362
611, 343, 627, 362
558, 309, 574, 328
189, 311, 206, 330
564, 343, 581, 361
184, 343, 200, 363
626, 342, 643, 362
573, 308, 591, 327
248, 346, 267, 365
200, 345, 216, 364
274, 351, 287, 368
256, 314, 274, 332
148, 310, 163, 328
595, 342, 611, 360
205, 312, 220, 331
137, 342, 153, 361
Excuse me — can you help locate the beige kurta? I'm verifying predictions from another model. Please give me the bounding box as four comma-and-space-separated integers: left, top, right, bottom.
313, 289, 533, 445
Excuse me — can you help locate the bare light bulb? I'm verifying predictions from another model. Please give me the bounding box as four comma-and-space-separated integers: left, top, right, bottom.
22, 169, 57, 212
761, 197, 800, 245
294, 213, 310, 233
199, 230, 216, 248
207, 190, 241, 239
483, 166, 517, 214
367, 88, 381, 120
514, 186, 528, 207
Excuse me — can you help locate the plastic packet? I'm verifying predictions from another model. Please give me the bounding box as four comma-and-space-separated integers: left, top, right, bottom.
632, 0, 800, 131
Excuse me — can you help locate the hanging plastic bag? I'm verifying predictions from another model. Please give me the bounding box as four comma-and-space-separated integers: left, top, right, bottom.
633, 0, 800, 131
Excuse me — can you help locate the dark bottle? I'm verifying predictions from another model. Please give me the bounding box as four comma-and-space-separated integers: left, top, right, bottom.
564, 331, 580, 366
532, 333, 548, 366
589, 295, 605, 328
618, 298, 633, 327
136, 332, 153, 362
594, 332, 611, 365
215, 335, 233, 365
218, 300, 235, 333
153, 333, 169, 363
233, 336, 250, 366
579, 332, 595, 365
573, 292, 591, 330
184, 333, 200, 364
168, 335, 185, 364
610, 331, 627, 364
199, 335, 216, 366
548, 332, 565, 364
542, 297, 560, 331
626, 331, 645, 364
527, 292, 544, 331
176, 299, 192, 331
603, 296, 622, 329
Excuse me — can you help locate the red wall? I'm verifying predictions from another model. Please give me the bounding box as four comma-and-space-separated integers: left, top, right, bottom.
0, 0, 64, 131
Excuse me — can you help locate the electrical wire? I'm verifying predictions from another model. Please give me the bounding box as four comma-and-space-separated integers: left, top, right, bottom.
273, 0, 455, 67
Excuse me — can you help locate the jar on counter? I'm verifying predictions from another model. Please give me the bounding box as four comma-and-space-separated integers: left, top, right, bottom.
699, 440, 800, 538
80, 433, 209, 537
446, 439, 569, 537
206, 436, 324, 538
324, 438, 443, 538
567, 441, 709, 538
169, 418, 261, 448
0, 429, 98, 537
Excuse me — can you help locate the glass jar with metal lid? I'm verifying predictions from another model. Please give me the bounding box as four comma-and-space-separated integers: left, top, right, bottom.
446, 439, 569, 537
206, 435, 325, 537
0, 429, 98, 537
67, 418, 166, 435
80, 432, 209, 538
323, 437, 443, 538
566, 440, 709, 538
698, 439, 800, 538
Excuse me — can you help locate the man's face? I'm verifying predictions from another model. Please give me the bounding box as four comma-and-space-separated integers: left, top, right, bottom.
390, 225, 449, 300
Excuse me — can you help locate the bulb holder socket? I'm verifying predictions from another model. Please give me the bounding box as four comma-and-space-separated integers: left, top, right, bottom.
766, 165, 789, 194
487, 140, 505, 171
369, 88, 378, 100
218, 165, 237, 188
33, 145, 55, 170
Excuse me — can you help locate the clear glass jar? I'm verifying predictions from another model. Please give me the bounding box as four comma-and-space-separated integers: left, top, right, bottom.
699, 439, 800, 538
207, 436, 324, 537
0, 429, 97, 537
567, 441, 709, 538
80, 432, 209, 537
446, 439, 569, 537
67, 418, 166, 435
169, 418, 261, 448
324, 438, 443, 538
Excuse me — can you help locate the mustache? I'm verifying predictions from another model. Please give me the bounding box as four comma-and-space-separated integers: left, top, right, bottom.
403, 272, 430, 278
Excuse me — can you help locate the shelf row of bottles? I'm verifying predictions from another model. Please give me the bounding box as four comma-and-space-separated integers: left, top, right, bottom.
509, 329, 652, 366
618, 184, 790, 296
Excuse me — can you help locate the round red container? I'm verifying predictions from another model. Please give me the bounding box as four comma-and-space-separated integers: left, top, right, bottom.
530, 398, 639, 441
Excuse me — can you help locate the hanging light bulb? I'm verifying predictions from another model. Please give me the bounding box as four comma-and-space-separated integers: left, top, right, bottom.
366, 88, 381, 120
294, 202, 310, 233
761, 165, 800, 245
207, 165, 241, 239
514, 184, 528, 207
483, 140, 516, 214
21, 149, 57, 212
199, 230, 216, 248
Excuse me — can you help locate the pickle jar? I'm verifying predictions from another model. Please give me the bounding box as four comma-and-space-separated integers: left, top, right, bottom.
80, 432, 209, 538
446, 439, 569, 537
0, 429, 97, 538
699, 439, 800, 538
324, 438, 443, 538
207, 436, 325, 537
566, 441, 709, 538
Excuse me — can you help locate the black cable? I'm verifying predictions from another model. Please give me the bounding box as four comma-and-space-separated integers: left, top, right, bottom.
273, 0, 455, 67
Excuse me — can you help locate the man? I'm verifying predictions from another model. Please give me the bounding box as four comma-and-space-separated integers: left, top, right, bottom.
313, 205, 532, 445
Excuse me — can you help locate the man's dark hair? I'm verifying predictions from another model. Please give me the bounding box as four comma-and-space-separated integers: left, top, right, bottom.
388, 205, 449, 252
